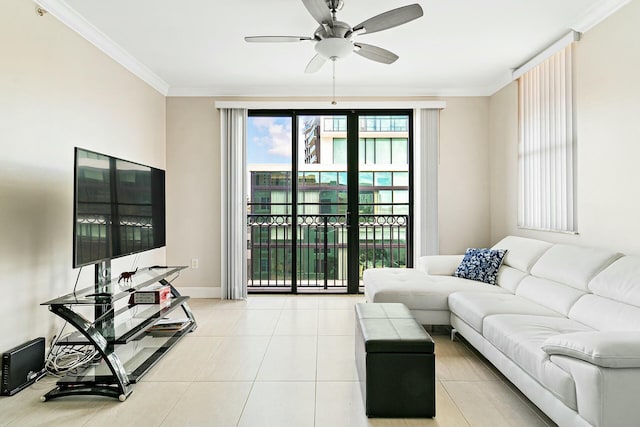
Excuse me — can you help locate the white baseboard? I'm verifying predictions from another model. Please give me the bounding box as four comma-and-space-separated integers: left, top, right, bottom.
175, 286, 221, 299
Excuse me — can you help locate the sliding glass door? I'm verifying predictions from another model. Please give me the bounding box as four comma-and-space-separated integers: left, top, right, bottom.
357, 115, 412, 289
246, 115, 294, 292
246, 110, 412, 294
297, 115, 349, 292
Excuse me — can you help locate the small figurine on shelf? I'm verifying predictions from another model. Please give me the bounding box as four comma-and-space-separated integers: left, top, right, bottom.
118, 267, 138, 284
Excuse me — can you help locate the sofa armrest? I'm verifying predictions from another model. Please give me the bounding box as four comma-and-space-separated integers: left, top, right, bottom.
542, 331, 640, 368
551, 355, 640, 427
417, 255, 464, 276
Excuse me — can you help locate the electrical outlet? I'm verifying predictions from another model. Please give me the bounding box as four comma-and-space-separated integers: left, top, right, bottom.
191, 258, 199, 269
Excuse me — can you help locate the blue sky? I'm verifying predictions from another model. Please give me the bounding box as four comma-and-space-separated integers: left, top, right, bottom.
246, 116, 292, 164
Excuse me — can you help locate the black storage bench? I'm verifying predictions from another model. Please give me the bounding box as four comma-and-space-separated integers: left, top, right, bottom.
354, 302, 435, 418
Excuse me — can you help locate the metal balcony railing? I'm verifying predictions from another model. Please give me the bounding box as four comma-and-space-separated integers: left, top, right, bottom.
247, 213, 409, 291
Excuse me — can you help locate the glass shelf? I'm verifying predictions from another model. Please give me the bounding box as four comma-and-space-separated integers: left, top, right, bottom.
56, 296, 191, 345
42, 266, 185, 306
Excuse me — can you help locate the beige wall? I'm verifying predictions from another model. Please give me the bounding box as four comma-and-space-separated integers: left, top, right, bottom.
489, 1, 640, 255
166, 97, 491, 290
439, 97, 491, 254
166, 98, 220, 288
489, 82, 519, 243
0, 0, 166, 351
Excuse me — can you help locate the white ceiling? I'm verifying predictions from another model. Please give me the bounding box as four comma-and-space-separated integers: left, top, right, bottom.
43, 0, 628, 96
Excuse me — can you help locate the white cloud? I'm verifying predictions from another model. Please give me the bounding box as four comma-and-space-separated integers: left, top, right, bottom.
250, 117, 292, 159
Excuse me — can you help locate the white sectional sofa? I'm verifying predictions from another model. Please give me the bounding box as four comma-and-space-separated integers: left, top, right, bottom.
363, 236, 640, 427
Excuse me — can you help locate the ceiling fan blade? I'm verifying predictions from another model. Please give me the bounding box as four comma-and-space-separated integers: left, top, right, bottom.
352, 4, 424, 35
245, 36, 314, 43
353, 43, 399, 64
305, 54, 327, 73
301, 0, 333, 25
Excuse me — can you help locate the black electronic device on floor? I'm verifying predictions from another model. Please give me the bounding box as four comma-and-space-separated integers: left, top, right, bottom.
1, 337, 46, 396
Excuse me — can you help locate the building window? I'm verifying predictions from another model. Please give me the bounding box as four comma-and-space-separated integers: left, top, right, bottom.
374, 138, 391, 164
359, 138, 408, 165
374, 172, 392, 187
518, 45, 576, 233
392, 138, 408, 164
324, 117, 347, 132
333, 138, 347, 164
360, 116, 408, 132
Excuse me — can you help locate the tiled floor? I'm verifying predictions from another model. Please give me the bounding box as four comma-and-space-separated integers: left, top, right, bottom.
0, 295, 557, 427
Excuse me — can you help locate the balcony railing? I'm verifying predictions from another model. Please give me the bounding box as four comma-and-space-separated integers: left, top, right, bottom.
247, 213, 409, 291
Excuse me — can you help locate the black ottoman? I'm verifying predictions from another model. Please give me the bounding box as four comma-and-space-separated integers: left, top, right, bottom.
354, 303, 435, 418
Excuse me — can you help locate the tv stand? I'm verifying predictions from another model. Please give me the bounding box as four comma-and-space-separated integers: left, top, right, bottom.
40, 266, 196, 401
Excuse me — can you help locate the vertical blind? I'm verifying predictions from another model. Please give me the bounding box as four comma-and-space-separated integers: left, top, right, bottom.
220, 108, 248, 299
518, 45, 576, 233
416, 108, 439, 257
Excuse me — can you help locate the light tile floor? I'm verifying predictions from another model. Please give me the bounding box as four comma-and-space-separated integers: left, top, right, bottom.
0, 295, 557, 427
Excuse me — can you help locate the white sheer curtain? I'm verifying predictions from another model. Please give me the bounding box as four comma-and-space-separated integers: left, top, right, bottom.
220, 108, 248, 299
518, 45, 576, 233
414, 108, 440, 259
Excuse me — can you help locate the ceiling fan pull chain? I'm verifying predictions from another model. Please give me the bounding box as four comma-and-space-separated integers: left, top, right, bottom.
331, 59, 337, 105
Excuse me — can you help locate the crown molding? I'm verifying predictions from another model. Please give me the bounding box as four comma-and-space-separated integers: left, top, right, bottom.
167, 85, 498, 98
485, 71, 517, 96
33, 0, 170, 95
571, 0, 631, 33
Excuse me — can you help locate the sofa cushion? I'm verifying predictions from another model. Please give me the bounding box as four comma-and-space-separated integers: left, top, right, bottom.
569, 294, 640, 331
483, 314, 594, 410
494, 265, 529, 293
491, 235, 552, 272
453, 248, 507, 285
363, 268, 509, 312
448, 292, 562, 333
589, 255, 640, 308
515, 276, 586, 316
530, 244, 622, 291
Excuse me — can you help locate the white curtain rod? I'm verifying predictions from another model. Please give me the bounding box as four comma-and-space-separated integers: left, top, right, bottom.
512, 31, 581, 80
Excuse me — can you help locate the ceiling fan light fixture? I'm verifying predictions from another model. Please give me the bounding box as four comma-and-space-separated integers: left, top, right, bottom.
314, 38, 353, 60
246, 0, 425, 73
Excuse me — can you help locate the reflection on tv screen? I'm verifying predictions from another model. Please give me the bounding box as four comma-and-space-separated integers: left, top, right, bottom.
74, 148, 165, 268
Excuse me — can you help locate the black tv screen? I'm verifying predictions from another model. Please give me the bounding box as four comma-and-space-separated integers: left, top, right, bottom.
73, 148, 166, 268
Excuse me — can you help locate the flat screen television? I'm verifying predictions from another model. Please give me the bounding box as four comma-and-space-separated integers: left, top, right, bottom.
73, 147, 166, 268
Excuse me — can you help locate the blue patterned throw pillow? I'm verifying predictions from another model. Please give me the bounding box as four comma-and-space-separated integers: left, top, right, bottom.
454, 248, 507, 285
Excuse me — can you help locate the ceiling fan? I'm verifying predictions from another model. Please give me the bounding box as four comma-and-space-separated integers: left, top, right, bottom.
245, 0, 424, 73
